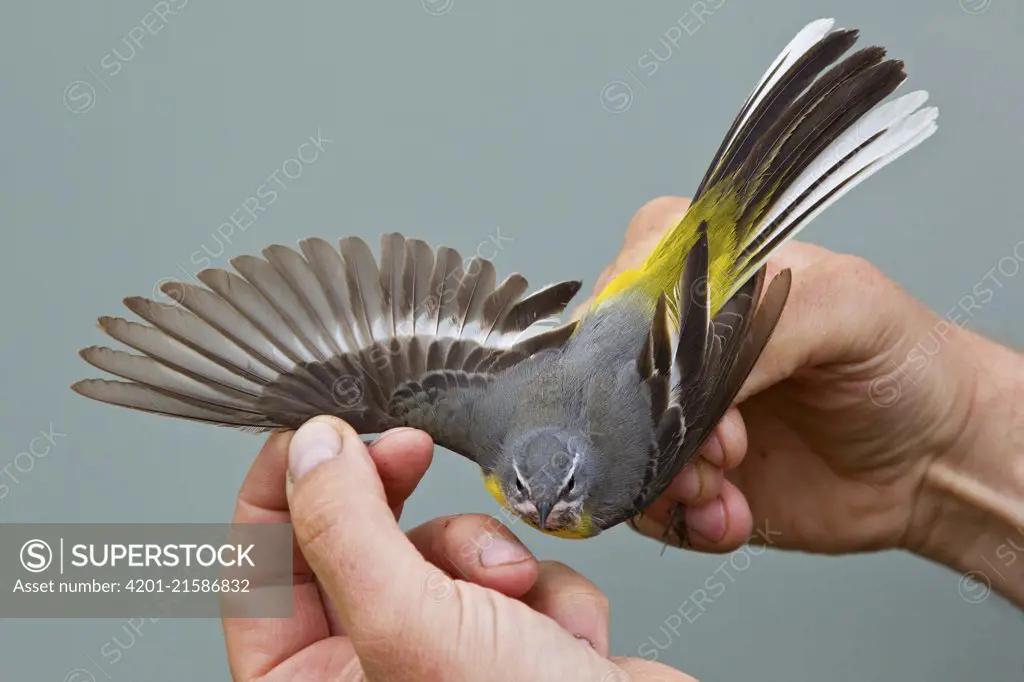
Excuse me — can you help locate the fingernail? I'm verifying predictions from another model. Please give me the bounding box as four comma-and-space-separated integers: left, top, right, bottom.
289, 421, 343, 482
686, 499, 727, 543
479, 535, 533, 567
368, 427, 414, 448
575, 634, 595, 648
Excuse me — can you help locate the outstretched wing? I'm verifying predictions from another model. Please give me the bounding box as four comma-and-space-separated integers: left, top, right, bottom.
72, 233, 581, 459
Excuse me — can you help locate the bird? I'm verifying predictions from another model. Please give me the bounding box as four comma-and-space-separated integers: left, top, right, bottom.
72, 18, 938, 541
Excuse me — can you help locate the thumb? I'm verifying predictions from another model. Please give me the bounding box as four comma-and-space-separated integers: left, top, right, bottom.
285, 416, 450, 676
285, 417, 620, 682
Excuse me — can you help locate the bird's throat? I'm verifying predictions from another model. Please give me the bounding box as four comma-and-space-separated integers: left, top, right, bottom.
481, 472, 594, 539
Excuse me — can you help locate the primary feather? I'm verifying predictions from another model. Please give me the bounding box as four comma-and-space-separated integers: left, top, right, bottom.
73, 234, 582, 446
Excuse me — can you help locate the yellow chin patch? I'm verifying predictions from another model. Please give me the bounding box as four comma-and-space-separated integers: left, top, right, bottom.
482, 472, 595, 539
483, 472, 507, 508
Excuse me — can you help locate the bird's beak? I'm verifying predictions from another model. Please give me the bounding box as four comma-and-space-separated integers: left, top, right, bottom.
537, 502, 552, 530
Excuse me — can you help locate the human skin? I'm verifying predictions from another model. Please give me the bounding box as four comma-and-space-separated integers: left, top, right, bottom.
222, 418, 698, 680
581, 196, 1024, 608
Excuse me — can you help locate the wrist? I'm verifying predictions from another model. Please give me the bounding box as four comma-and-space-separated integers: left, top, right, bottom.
907, 330, 1024, 606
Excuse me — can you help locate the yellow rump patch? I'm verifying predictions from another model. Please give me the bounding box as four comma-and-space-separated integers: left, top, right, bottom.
588, 187, 753, 319
593, 267, 645, 305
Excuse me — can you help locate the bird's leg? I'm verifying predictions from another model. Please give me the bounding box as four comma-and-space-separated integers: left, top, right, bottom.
629, 506, 688, 554
660, 502, 689, 555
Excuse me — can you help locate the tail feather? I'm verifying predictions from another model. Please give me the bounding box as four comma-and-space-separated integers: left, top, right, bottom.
738, 45, 889, 203
750, 89, 932, 244
719, 28, 863, 204
608, 18, 936, 318
740, 57, 906, 218
694, 18, 840, 199
741, 99, 937, 276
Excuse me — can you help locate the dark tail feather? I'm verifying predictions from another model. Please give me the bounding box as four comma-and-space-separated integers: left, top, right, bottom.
688, 19, 937, 302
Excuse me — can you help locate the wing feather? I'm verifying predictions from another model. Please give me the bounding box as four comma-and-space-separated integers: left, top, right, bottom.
73, 234, 582, 453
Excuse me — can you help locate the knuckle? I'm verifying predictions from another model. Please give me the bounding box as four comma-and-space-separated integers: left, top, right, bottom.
832, 253, 882, 285
350, 628, 412, 676
628, 196, 692, 240
349, 592, 432, 668
634, 195, 693, 220
826, 253, 895, 310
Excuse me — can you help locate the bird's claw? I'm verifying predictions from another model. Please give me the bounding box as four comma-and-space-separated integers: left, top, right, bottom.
661, 502, 689, 554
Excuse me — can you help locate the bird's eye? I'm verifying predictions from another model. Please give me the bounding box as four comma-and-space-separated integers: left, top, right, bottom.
566, 475, 576, 493
515, 476, 526, 494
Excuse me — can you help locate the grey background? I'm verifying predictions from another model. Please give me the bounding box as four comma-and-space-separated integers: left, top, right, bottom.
2, 1, 1022, 680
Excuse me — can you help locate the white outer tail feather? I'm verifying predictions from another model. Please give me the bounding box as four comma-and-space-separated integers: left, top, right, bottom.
752, 94, 937, 252
721, 20, 938, 300
723, 19, 837, 158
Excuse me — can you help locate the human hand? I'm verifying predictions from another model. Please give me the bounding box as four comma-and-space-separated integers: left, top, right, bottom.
222, 416, 697, 681
575, 197, 1022, 580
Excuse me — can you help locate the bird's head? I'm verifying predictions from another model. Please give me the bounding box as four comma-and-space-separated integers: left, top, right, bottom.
484, 426, 595, 538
